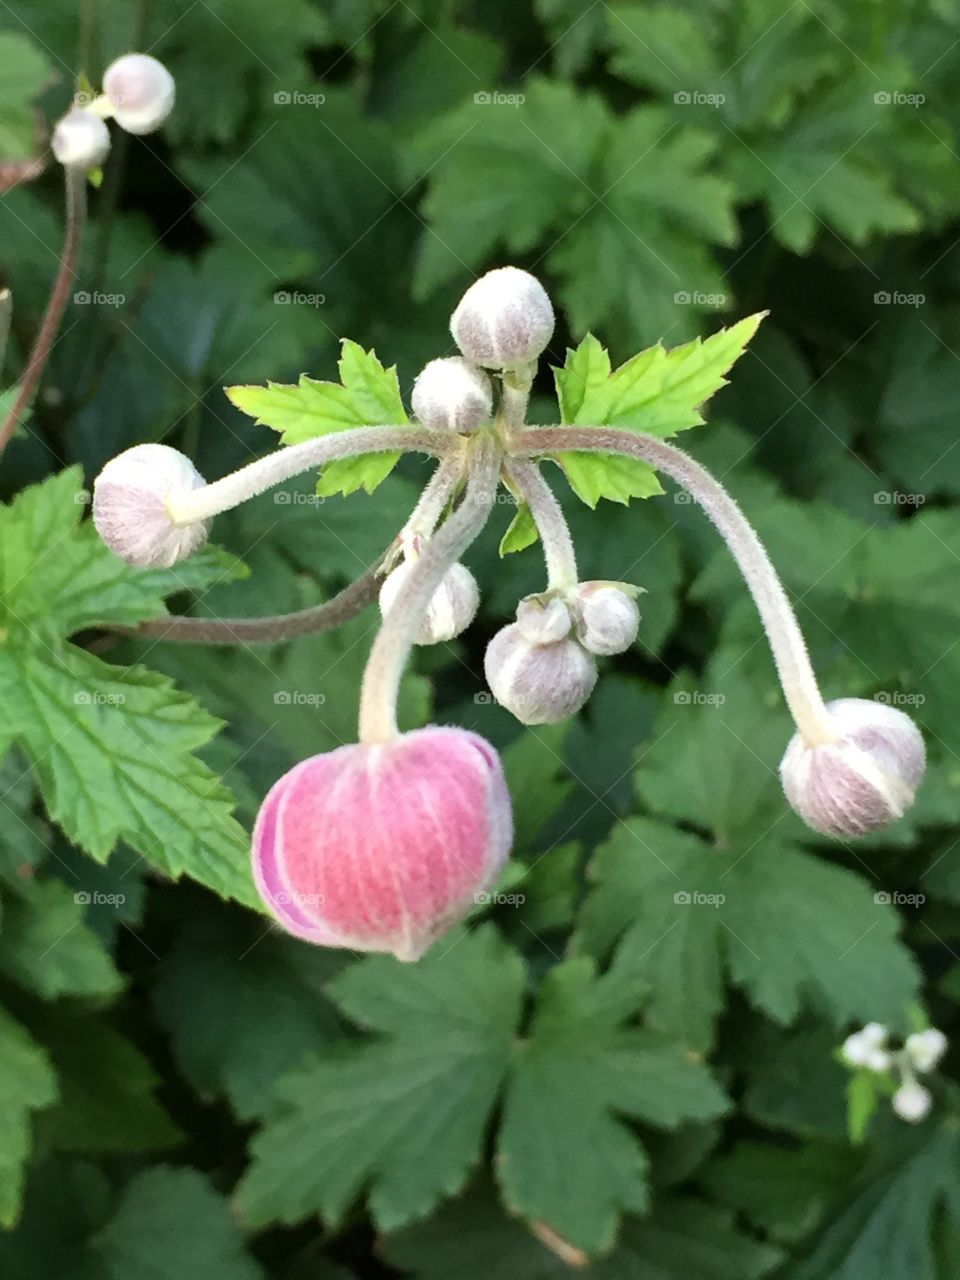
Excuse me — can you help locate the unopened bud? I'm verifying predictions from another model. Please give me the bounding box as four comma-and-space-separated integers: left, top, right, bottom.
252, 727, 512, 960
841, 1022, 889, 1068
93, 443, 209, 568
411, 357, 493, 433
51, 108, 111, 168
450, 267, 554, 371
905, 1028, 947, 1073
780, 698, 925, 837
516, 596, 571, 645
574, 583, 640, 655
103, 53, 175, 135
892, 1081, 932, 1123
379, 559, 479, 644
484, 622, 596, 724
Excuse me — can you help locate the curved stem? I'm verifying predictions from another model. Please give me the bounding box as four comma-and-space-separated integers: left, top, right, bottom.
0, 289, 11, 375
120, 560, 384, 645
359, 436, 501, 744
397, 452, 466, 556
505, 458, 578, 590
167, 426, 454, 526
499, 362, 535, 433
515, 426, 836, 746
0, 165, 86, 458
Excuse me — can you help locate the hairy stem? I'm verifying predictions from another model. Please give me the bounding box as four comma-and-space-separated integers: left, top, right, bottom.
516, 427, 836, 746
505, 458, 578, 590
120, 561, 384, 645
0, 166, 87, 457
499, 362, 535, 433
397, 452, 466, 555
359, 436, 500, 744
167, 426, 455, 526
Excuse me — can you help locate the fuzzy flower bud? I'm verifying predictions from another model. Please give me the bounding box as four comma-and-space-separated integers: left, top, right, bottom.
252, 727, 512, 960
905, 1028, 948, 1073
780, 697, 925, 838
574, 582, 640, 656
51, 108, 111, 168
103, 53, 175, 135
93, 443, 209, 568
892, 1081, 932, 1123
450, 267, 555, 371
841, 1022, 890, 1069
411, 357, 493, 433
379, 559, 479, 644
485, 622, 596, 725
516, 596, 571, 645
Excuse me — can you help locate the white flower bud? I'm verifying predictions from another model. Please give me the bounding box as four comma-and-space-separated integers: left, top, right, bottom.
516, 596, 571, 645
865, 1046, 892, 1072
841, 1031, 871, 1067
450, 267, 555, 371
93, 444, 209, 568
892, 1081, 932, 1123
484, 622, 596, 725
574, 583, 640, 656
51, 108, 111, 168
780, 698, 925, 838
411, 357, 493, 433
103, 53, 175, 135
905, 1028, 947, 1073
379, 559, 479, 644
860, 1022, 889, 1047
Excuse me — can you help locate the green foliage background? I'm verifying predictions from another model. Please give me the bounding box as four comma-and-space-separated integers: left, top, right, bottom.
2, 1, 960, 1275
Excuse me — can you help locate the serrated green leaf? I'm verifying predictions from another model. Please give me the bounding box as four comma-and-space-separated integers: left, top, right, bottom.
226, 340, 409, 497
0, 1006, 58, 1227
0, 879, 122, 999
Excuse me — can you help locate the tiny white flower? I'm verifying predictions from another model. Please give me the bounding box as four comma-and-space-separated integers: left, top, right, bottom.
905, 1028, 947, 1073
892, 1081, 932, 1123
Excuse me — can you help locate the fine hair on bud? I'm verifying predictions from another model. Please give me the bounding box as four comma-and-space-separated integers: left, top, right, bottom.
411, 357, 493, 433
93, 443, 210, 568
574, 582, 640, 656
780, 697, 925, 837
450, 267, 555, 371
485, 621, 597, 725
379, 559, 479, 644
103, 53, 176, 134
51, 108, 111, 168
252, 727, 512, 961
516, 595, 572, 645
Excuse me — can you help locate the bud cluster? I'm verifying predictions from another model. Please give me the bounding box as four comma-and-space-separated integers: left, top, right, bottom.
841, 1022, 947, 1124
52, 53, 175, 170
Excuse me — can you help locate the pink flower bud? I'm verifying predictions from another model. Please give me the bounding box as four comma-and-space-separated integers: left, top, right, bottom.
103, 53, 175, 135
516, 596, 572, 645
574, 583, 640, 655
780, 697, 925, 838
93, 443, 210, 567
378, 559, 479, 643
411, 357, 493, 432
484, 622, 596, 725
251, 727, 512, 961
51, 108, 111, 168
450, 267, 555, 371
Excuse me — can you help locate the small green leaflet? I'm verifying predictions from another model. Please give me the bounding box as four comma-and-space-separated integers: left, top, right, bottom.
226, 339, 409, 497
236, 927, 726, 1254
551, 313, 765, 507
0, 1007, 58, 1227
498, 503, 538, 556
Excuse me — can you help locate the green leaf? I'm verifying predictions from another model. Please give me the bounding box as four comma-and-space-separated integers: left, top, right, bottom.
846, 1070, 882, 1145
0, 34, 53, 160
497, 954, 729, 1253
235, 927, 525, 1232
93, 1168, 264, 1280
226, 340, 409, 497
552, 315, 764, 507
0, 879, 123, 999
498, 504, 539, 556
0, 1006, 58, 1227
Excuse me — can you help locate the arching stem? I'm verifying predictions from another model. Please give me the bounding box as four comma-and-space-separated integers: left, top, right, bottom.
359, 436, 501, 744
396, 452, 466, 557
166, 426, 454, 526
504, 458, 578, 591
0, 165, 87, 458
515, 426, 836, 747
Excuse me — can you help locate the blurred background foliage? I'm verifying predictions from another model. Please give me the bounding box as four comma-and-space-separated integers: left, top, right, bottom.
2, 0, 960, 1276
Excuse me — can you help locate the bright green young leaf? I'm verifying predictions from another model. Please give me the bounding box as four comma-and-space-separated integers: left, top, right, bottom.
498, 503, 539, 556
226, 340, 410, 497
0, 1007, 58, 1227
552, 314, 764, 507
